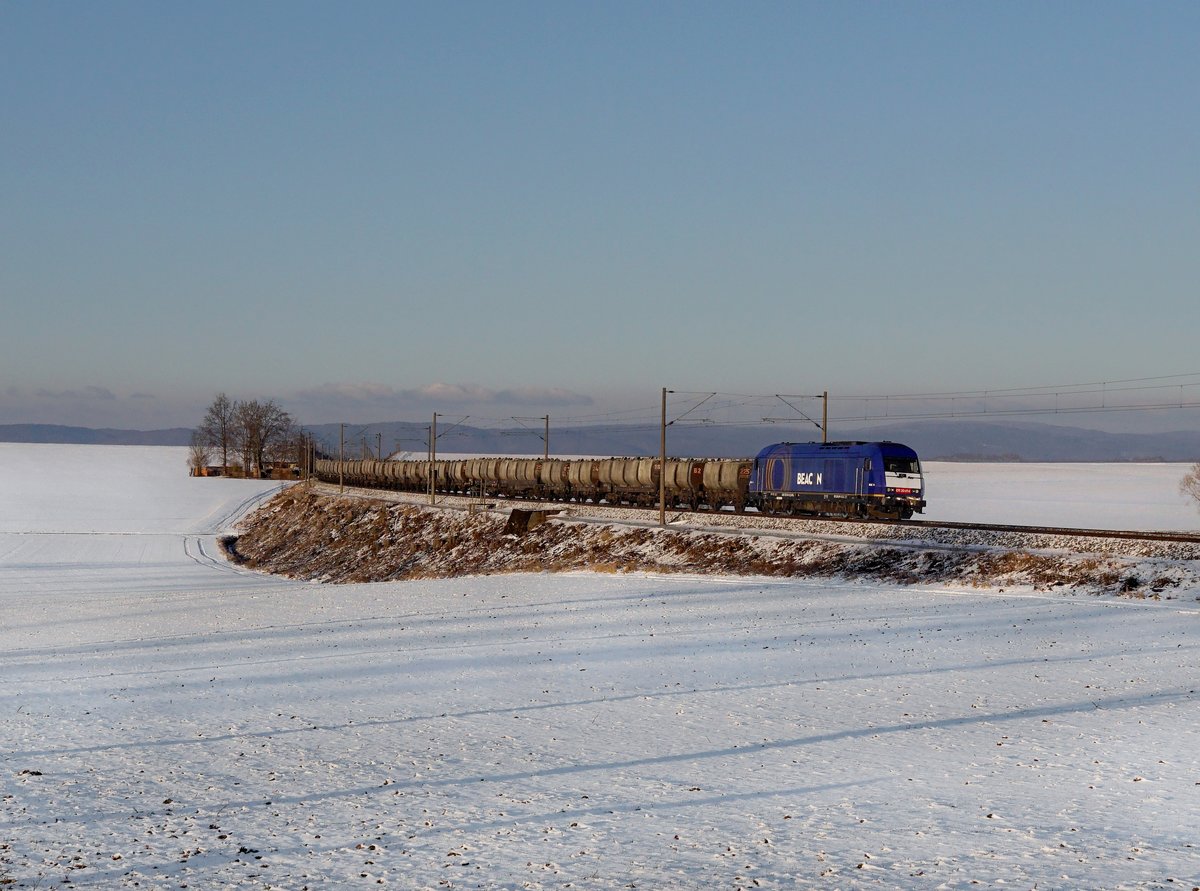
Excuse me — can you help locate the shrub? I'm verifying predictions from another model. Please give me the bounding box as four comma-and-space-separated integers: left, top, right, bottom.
1182, 463, 1200, 510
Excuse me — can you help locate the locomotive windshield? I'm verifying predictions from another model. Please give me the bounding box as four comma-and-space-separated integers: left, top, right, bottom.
884, 456, 920, 475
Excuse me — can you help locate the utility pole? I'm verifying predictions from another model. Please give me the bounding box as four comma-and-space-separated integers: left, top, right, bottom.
822, 390, 829, 443
377, 432, 382, 460
509, 415, 551, 458
339, 423, 345, 493
659, 387, 672, 527
429, 413, 437, 505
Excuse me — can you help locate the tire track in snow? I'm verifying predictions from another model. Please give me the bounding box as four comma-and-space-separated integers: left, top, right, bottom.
180, 483, 288, 578
182, 535, 250, 577
196, 483, 287, 535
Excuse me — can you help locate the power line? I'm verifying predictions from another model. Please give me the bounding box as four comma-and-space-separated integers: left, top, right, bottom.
846, 371, 1200, 401
831, 400, 1200, 424
322, 372, 1200, 434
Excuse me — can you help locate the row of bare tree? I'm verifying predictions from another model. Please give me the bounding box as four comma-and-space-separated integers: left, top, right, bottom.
190, 393, 297, 477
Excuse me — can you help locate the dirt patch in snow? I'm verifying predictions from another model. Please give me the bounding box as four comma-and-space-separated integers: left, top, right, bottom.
230, 487, 1200, 599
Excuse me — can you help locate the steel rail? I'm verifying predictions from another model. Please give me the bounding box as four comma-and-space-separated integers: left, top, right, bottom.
569, 501, 1200, 544
313, 472, 1200, 545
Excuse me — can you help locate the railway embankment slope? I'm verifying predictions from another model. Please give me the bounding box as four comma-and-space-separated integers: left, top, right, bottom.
229, 487, 1200, 599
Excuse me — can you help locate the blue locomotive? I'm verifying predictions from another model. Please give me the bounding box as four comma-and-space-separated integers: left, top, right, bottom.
748, 441, 925, 519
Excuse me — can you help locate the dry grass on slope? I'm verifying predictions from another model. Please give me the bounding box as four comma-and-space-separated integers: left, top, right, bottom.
227, 489, 1188, 598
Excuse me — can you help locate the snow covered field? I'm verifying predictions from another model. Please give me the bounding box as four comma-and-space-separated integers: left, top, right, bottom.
921, 460, 1199, 531
2, 445, 1199, 888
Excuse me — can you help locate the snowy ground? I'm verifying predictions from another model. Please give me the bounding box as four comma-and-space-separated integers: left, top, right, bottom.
2, 445, 1199, 889
921, 461, 1199, 531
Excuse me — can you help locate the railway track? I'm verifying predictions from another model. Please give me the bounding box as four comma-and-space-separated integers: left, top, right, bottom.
668, 506, 1200, 545
810, 515, 1200, 545
317, 482, 1200, 546
480, 491, 1200, 544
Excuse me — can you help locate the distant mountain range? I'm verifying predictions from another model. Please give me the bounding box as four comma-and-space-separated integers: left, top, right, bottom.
0, 424, 194, 446
305, 418, 1200, 463
836, 420, 1200, 463
4, 419, 1199, 462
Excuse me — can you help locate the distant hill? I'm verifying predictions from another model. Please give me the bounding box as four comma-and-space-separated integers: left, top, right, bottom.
0, 424, 194, 446
301, 419, 1200, 463
4, 419, 1198, 461
834, 420, 1200, 463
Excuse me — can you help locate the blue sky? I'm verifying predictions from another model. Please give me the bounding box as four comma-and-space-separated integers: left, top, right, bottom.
3, 1, 1198, 431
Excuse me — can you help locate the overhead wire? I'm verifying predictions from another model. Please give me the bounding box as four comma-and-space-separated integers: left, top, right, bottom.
324, 372, 1200, 438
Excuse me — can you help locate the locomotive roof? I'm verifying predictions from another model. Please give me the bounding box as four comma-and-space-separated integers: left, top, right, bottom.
773, 440, 906, 447
761, 440, 917, 454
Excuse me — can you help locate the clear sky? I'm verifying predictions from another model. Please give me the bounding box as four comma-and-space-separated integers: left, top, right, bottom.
3, 1, 1198, 431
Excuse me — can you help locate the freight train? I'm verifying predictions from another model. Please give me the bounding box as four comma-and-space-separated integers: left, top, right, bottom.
314, 440, 926, 520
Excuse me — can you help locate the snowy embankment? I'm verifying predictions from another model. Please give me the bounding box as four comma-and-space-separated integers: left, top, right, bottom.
232, 484, 1200, 599
3, 445, 1200, 889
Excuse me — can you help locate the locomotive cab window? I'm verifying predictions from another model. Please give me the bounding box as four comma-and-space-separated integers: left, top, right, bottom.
884, 457, 920, 475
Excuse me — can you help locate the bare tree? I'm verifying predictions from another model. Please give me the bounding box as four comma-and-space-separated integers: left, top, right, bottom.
187, 429, 213, 476
266, 417, 301, 466
1182, 463, 1200, 509
234, 398, 293, 478
199, 393, 236, 474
